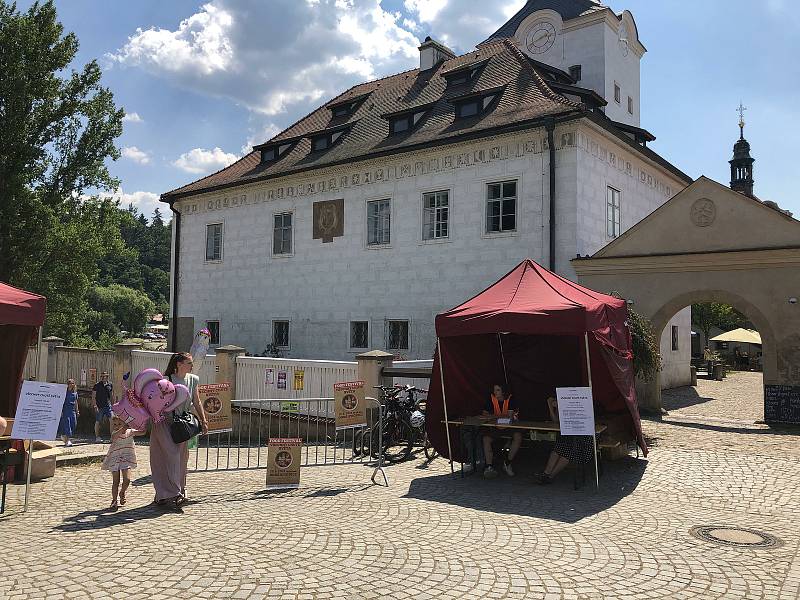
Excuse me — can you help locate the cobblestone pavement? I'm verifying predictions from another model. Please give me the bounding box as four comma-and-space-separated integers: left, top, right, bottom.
2, 415, 799, 599
662, 371, 764, 423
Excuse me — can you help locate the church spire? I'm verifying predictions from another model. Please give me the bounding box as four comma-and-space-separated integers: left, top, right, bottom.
730, 102, 755, 197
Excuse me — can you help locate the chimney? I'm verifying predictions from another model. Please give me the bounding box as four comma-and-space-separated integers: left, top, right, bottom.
418, 36, 455, 71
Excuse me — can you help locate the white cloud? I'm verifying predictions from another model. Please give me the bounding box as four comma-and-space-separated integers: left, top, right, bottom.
241, 123, 282, 155
173, 147, 239, 174
122, 112, 143, 123
114, 190, 162, 219
121, 146, 151, 164
109, 0, 420, 117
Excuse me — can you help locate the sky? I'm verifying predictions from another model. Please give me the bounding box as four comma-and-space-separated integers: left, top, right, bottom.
21, 0, 800, 219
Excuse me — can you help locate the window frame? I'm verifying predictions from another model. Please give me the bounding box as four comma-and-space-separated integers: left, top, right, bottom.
569, 64, 582, 83
309, 128, 348, 154
451, 87, 504, 121
205, 221, 224, 262
365, 197, 392, 248
421, 189, 450, 242
385, 319, 410, 352
272, 211, 294, 257
606, 186, 621, 238
484, 180, 518, 235
614, 82, 621, 104
349, 320, 370, 351
627, 96, 634, 115
272, 319, 291, 350
671, 325, 679, 352
206, 320, 220, 345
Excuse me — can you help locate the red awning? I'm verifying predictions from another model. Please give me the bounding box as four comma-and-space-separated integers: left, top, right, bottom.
0, 282, 46, 326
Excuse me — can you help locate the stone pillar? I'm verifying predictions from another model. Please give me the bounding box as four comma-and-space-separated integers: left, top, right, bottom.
37, 341, 49, 382
635, 373, 663, 416
42, 336, 64, 382
356, 350, 394, 400
215, 345, 245, 399
113, 342, 142, 405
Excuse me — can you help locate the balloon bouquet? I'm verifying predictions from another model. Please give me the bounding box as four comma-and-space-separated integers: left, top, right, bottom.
112, 328, 212, 430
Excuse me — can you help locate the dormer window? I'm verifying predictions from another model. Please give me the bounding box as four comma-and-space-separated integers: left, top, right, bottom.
442, 59, 488, 87
307, 124, 352, 154
257, 140, 296, 164
327, 92, 370, 119
450, 86, 504, 120
382, 102, 436, 136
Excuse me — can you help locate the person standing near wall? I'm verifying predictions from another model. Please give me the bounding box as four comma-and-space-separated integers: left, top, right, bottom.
92, 372, 113, 442
58, 379, 79, 447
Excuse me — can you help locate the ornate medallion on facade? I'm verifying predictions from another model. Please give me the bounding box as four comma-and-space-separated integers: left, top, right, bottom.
313, 199, 345, 243
690, 198, 716, 227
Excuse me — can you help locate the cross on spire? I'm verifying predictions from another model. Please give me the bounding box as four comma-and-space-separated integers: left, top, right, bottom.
737, 102, 747, 139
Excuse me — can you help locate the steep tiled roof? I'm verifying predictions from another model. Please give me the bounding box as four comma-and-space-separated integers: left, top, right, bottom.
162, 39, 582, 200
481, 0, 608, 46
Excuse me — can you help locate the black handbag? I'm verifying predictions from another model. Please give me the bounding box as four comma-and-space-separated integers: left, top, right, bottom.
170, 411, 201, 444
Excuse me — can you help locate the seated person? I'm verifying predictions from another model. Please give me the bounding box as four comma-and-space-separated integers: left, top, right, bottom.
481, 383, 523, 479
536, 396, 595, 484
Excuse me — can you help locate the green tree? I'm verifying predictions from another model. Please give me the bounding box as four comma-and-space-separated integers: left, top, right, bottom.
628, 307, 662, 382
88, 284, 155, 335
0, 0, 123, 341
691, 303, 749, 346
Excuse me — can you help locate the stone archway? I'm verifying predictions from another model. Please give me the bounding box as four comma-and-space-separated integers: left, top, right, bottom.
573, 177, 800, 421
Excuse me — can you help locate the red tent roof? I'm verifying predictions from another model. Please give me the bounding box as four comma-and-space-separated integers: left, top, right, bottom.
0, 282, 46, 326
435, 259, 627, 338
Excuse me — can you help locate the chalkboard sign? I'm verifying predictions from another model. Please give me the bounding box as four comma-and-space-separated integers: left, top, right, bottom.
764, 385, 800, 424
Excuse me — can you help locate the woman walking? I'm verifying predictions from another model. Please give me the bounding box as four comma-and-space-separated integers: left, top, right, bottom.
149, 352, 208, 511
58, 379, 80, 447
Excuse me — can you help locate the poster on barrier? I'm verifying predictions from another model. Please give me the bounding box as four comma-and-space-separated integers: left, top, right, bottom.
89, 368, 97, 385
265, 368, 274, 385
277, 371, 287, 390
293, 369, 305, 391
197, 383, 232, 433
333, 381, 367, 430
266, 438, 302, 490
11, 381, 68, 441
555, 387, 596, 436
281, 401, 299, 413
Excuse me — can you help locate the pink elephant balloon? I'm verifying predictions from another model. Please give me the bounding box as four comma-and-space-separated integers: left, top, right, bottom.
134, 368, 163, 399
112, 388, 150, 431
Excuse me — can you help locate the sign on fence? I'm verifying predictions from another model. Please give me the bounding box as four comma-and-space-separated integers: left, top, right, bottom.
266, 438, 302, 490
277, 370, 287, 390
11, 381, 67, 441
198, 383, 233, 433
334, 381, 367, 430
555, 387, 596, 436
265, 368, 274, 385
293, 369, 305, 391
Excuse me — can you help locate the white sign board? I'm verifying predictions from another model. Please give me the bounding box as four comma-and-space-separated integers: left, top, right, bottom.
11, 381, 68, 441
556, 387, 595, 436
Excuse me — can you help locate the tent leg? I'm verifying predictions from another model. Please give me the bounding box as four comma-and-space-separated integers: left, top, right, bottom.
437, 338, 455, 475
584, 333, 600, 490
24, 438, 33, 512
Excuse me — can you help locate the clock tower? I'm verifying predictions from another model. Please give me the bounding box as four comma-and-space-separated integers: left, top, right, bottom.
481, 0, 644, 127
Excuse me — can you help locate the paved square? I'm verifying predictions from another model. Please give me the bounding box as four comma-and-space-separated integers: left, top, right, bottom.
2, 395, 799, 599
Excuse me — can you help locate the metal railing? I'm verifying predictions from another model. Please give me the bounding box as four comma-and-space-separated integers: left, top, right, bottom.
188, 397, 387, 486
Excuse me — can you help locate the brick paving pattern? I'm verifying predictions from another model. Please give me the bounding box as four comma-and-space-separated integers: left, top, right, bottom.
662, 371, 764, 423
2, 382, 799, 599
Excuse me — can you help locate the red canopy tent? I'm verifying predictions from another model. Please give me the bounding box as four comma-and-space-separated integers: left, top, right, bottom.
426, 259, 647, 465
0, 283, 46, 417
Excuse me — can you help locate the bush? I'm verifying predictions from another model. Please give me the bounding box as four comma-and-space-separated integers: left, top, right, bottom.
628, 308, 662, 382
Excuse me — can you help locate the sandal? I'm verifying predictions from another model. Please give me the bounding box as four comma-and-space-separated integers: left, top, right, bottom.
536, 473, 553, 485
119, 492, 127, 506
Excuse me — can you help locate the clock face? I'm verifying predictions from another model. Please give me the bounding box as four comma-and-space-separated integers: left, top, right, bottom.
525, 21, 557, 55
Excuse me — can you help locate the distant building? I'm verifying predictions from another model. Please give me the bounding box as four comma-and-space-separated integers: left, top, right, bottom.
162, 0, 692, 387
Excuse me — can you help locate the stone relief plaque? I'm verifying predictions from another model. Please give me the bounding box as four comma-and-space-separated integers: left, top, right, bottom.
313, 198, 344, 243
690, 198, 716, 227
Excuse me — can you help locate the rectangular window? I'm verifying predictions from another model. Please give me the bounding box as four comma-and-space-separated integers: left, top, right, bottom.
273, 212, 293, 255
671, 326, 679, 352
367, 199, 391, 246
311, 135, 329, 152
607, 186, 621, 238
390, 116, 410, 134
206, 321, 220, 345
628, 96, 634, 114
273, 320, 290, 348
456, 100, 480, 118
614, 83, 621, 104
569, 65, 582, 82
350, 321, 369, 349
422, 190, 449, 240
486, 181, 517, 233
205, 223, 223, 261
386, 320, 409, 351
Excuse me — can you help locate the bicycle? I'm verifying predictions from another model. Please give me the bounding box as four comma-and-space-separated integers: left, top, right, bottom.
369, 384, 417, 464
402, 385, 438, 461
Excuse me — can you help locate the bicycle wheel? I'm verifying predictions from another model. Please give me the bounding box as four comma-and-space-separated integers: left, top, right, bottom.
423, 432, 438, 461
372, 417, 414, 463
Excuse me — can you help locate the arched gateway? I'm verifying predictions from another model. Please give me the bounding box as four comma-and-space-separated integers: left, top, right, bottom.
573, 177, 800, 422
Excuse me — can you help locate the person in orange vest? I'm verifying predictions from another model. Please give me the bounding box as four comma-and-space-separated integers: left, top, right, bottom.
481, 383, 523, 478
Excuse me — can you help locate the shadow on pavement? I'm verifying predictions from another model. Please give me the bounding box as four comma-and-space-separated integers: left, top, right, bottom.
653, 418, 800, 436
53, 503, 174, 532
661, 386, 715, 411
404, 455, 648, 523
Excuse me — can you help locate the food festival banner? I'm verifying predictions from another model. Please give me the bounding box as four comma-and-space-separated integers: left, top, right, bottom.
197, 383, 233, 433
11, 381, 68, 441
266, 438, 302, 490
555, 387, 596, 436
333, 381, 367, 430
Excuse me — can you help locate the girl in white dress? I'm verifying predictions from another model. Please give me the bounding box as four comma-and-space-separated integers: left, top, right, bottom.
102, 416, 140, 509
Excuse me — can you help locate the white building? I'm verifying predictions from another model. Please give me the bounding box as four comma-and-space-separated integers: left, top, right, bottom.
163, 0, 692, 388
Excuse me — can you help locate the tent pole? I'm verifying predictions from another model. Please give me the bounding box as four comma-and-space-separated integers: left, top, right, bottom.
498, 334, 508, 384
437, 338, 455, 474
584, 333, 600, 490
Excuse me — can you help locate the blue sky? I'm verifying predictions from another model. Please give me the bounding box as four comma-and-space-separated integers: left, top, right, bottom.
24, 0, 800, 218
